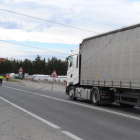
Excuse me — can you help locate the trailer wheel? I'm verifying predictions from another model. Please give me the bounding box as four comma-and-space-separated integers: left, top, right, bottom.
120, 103, 134, 108
91, 89, 99, 106
69, 86, 77, 100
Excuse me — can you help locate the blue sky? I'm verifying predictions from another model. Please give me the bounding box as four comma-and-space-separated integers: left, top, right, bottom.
0, 0, 140, 61
7, 40, 77, 52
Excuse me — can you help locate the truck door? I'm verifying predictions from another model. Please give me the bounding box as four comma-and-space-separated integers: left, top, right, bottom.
67, 55, 79, 86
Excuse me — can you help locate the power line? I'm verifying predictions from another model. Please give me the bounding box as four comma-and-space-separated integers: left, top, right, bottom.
0, 26, 124, 111
0, 39, 70, 55
82, 28, 123, 66
0, 9, 99, 34
64, 27, 124, 76
0, 26, 124, 126
0, 27, 113, 116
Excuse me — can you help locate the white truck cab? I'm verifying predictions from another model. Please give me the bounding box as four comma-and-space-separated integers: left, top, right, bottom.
66, 47, 80, 91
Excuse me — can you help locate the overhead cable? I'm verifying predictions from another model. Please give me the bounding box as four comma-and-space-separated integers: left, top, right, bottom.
0, 26, 124, 126
0, 9, 99, 34
0, 26, 124, 112
0, 39, 70, 55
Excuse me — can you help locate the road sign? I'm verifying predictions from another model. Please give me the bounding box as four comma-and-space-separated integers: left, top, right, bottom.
18, 67, 23, 76
50, 70, 58, 77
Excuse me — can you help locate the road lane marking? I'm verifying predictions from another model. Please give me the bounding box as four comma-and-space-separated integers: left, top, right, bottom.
2, 85, 140, 121
62, 131, 83, 140
2, 85, 31, 93
33, 93, 140, 121
0, 94, 83, 140
0, 96, 60, 129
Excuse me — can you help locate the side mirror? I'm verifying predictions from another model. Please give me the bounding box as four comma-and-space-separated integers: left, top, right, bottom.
65, 61, 68, 67
70, 62, 72, 67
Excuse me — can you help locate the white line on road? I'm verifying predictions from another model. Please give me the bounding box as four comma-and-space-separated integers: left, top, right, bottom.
0, 96, 60, 129
2, 85, 31, 93
33, 93, 140, 121
62, 131, 83, 140
2, 85, 140, 121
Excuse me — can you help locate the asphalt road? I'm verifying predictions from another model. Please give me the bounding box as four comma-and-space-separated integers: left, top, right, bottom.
0, 81, 140, 140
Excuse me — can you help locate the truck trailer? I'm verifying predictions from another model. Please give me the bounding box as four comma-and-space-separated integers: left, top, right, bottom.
65, 23, 140, 107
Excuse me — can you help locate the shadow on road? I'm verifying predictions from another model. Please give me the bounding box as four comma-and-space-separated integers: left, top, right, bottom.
75, 98, 140, 116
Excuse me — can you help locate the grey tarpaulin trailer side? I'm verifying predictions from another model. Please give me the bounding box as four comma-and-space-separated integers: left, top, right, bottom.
80, 23, 140, 90
79, 23, 140, 106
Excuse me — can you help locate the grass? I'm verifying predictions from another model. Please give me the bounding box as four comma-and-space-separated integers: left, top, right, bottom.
3, 78, 18, 82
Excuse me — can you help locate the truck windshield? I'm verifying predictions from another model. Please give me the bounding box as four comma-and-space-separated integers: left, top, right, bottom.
68, 57, 73, 68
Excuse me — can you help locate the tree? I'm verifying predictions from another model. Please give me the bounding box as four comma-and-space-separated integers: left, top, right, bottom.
0, 55, 67, 75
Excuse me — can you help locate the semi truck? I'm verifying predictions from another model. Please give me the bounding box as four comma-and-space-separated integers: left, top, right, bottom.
65, 23, 140, 107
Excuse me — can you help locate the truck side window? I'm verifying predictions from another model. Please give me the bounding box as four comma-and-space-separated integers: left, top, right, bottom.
69, 57, 73, 68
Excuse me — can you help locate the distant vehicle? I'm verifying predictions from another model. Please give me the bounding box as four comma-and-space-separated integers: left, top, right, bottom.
9, 73, 15, 79
19, 74, 24, 79
15, 74, 23, 79
65, 23, 140, 107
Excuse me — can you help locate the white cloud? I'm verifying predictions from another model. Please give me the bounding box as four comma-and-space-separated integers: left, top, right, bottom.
0, 42, 68, 60
0, 0, 140, 60
0, 28, 83, 44
0, 1, 139, 35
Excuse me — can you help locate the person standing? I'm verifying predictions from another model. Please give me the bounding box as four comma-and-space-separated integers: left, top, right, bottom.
6, 75, 9, 82
0, 74, 3, 85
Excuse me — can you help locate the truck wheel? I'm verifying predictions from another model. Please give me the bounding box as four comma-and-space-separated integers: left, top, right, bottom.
120, 103, 134, 108
91, 89, 99, 106
69, 86, 77, 100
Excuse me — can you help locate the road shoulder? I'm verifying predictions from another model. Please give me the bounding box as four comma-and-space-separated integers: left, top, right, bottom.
0, 98, 72, 140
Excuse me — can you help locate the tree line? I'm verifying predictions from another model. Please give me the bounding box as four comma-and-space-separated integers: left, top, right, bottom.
0, 55, 67, 75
